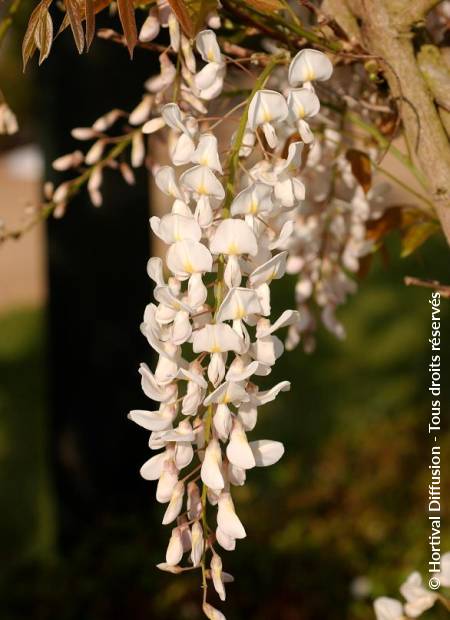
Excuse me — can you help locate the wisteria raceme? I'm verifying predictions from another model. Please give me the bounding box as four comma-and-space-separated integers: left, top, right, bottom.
373, 552, 450, 619
126, 29, 333, 617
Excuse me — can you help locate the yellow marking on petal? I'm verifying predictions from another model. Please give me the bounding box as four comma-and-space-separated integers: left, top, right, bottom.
207, 50, 215, 62
250, 200, 258, 214
183, 260, 194, 273
296, 104, 305, 118
305, 68, 315, 81
262, 109, 272, 122
197, 183, 207, 194
211, 344, 221, 353
227, 242, 239, 255
235, 304, 246, 319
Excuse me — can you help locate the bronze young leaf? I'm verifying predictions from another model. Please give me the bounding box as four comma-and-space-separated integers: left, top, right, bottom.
22, 0, 52, 70
34, 8, 54, 65
85, 0, 95, 50
64, 0, 85, 53
117, 0, 138, 58
346, 148, 372, 195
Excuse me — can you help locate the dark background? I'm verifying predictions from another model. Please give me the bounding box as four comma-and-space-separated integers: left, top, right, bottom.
0, 14, 449, 620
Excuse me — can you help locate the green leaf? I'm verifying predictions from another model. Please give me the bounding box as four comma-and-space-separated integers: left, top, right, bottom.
401, 221, 440, 258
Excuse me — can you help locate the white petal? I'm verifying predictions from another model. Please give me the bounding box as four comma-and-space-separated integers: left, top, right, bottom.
157, 213, 201, 244
256, 310, 300, 338
139, 451, 167, 480
230, 182, 273, 216
155, 166, 183, 199
166, 528, 184, 565
217, 492, 246, 539
196, 29, 222, 64
193, 324, 245, 354
250, 440, 284, 466
201, 438, 225, 489
171, 132, 196, 166
162, 481, 184, 524
195, 61, 222, 90
128, 407, 175, 431
203, 381, 249, 406
288, 49, 333, 85
217, 287, 262, 322
216, 526, 236, 551
287, 88, 320, 120
192, 133, 223, 173
248, 251, 288, 287
210, 219, 258, 256
213, 403, 232, 440
166, 239, 213, 277
248, 89, 288, 129
373, 597, 404, 620
226, 419, 255, 469
256, 381, 291, 405
224, 255, 242, 288
139, 363, 177, 402
180, 165, 225, 199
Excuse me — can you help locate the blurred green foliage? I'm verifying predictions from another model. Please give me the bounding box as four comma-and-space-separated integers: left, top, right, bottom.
0, 233, 449, 619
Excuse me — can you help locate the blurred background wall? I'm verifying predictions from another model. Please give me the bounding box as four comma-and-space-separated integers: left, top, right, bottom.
0, 13, 449, 620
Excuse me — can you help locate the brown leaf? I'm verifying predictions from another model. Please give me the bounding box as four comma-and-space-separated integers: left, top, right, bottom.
22, 0, 52, 71
65, 0, 85, 53
366, 207, 401, 243
189, 0, 218, 34
401, 221, 440, 258
117, 0, 137, 57
85, 0, 95, 49
346, 148, 372, 194
167, 0, 194, 37
242, 0, 284, 13
34, 8, 54, 65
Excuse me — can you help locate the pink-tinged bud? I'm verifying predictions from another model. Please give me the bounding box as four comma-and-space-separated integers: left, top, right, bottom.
71, 127, 97, 140
187, 481, 201, 519
89, 188, 103, 207
131, 132, 145, 168
156, 562, 183, 574
165, 527, 183, 566
53, 182, 71, 203
85, 140, 106, 165
139, 14, 160, 42
202, 602, 226, 620
162, 481, 184, 525
92, 109, 122, 132
190, 521, 204, 566
87, 167, 103, 192
119, 162, 135, 185
129, 95, 153, 126
52, 150, 84, 171
211, 554, 226, 601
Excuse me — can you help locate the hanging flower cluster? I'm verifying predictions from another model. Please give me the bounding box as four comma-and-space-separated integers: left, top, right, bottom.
127, 31, 332, 618
285, 128, 388, 352
374, 553, 450, 619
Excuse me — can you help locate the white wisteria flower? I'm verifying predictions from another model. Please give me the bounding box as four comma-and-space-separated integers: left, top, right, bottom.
127, 35, 332, 620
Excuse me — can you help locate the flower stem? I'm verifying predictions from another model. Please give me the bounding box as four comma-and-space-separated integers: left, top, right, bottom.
223, 53, 288, 215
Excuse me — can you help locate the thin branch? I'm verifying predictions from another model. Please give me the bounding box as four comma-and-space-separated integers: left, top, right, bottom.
404, 276, 450, 298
